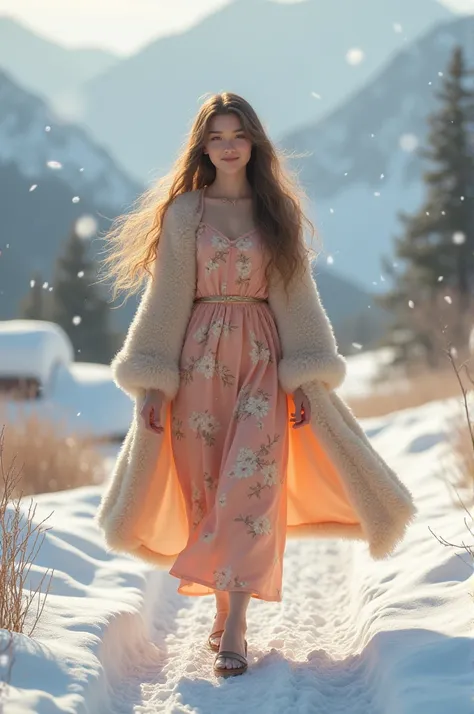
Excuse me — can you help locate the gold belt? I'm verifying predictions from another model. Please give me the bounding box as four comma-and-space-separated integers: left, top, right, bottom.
194, 295, 267, 304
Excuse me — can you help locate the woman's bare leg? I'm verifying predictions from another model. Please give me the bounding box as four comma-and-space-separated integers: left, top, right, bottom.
209, 590, 229, 648
215, 591, 251, 670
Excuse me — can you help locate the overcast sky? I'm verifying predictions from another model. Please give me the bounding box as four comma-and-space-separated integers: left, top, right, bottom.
0, 0, 473, 55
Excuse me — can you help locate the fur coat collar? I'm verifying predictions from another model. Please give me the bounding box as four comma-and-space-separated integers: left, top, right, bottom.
95, 188, 417, 567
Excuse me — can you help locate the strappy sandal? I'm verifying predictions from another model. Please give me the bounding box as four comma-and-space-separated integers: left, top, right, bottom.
208, 610, 227, 652
208, 628, 224, 652
213, 640, 248, 678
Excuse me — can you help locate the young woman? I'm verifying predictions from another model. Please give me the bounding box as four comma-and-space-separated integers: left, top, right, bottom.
96, 92, 417, 679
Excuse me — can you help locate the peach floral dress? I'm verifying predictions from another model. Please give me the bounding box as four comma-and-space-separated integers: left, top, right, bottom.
168, 220, 289, 602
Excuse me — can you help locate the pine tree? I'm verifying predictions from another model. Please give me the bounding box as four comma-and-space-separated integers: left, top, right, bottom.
50, 222, 113, 363
380, 46, 474, 361
19, 271, 53, 320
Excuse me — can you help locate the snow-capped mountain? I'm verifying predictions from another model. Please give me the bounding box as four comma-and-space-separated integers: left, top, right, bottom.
279, 15, 474, 290
0, 69, 142, 328
81, 0, 451, 182
0, 69, 139, 208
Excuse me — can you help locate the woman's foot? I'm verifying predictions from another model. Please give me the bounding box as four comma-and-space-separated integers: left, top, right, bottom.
209, 609, 229, 650
215, 615, 247, 670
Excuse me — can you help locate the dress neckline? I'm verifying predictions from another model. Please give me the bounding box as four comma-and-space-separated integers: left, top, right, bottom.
199, 186, 257, 244
199, 221, 258, 244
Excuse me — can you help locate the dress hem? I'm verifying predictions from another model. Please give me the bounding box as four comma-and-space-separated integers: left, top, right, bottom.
168, 567, 282, 603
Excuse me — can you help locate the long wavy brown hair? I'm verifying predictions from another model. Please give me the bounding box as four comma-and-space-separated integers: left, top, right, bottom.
98, 92, 316, 303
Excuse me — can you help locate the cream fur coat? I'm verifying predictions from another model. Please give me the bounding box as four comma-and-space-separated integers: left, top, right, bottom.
95, 188, 417, 567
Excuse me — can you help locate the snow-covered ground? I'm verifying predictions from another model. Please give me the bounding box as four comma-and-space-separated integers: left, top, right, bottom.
2, 348, 473, 713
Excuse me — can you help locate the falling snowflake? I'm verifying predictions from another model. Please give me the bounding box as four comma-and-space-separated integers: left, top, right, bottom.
393, 23, 403, 33
75, 215, 98, 239
408, 300, 415, 309
72, 196, 80, 204
72, 316, 82, 325
453, 232, 466, 245
46, 160, 62, 170
327, 255, 334, 265
444, 296, 452, 305
346, 48, 364, 65
352, 343, 363, 350
29, 185, 37, 192
399, 134, 419, 152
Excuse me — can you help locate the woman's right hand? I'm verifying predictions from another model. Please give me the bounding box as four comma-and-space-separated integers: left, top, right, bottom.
140, 388, 165, 434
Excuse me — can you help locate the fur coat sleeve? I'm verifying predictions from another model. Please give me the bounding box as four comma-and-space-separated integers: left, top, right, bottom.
109, 196, 196, 402
267, 241, 347, 395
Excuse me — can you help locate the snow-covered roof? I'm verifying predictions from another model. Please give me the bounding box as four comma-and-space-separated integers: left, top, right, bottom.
0, 320, 74, 384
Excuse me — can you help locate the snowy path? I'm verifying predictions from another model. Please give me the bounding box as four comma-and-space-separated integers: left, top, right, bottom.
100, 400, 473, 714
106, 539, 360, 713
10, 396, 474, 713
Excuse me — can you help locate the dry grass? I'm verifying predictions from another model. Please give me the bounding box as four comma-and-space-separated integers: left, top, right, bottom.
0, 400, 106, 498
0, 427, 54, 639
347, 363, 463, 419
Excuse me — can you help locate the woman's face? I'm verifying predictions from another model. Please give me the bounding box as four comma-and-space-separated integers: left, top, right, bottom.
203, 113, 252, 174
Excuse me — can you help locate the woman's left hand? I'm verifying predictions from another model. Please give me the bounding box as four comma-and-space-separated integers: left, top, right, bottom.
290, 387, 311, 429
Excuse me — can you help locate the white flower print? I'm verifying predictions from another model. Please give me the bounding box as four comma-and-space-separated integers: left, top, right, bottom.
221, 282, 227, 294
196, 353, 216, 379
262, 463, 278, 486
249, 331, 271, 365
229, 447, 259, 479
188, 410, 221, 446
204, 471, 217, 491
211, 234, 229, 250
191, 483, 206, 529
199, 411, 220, 434
236, 253, 252, 284
234, 513, 273, 538
214, 566, 249, 589
234, 386, 271, 430
253, 516, 272, 535
189, 411, 203, 431
214, 566, 233, 589
180, 352, 234, 386
193, 319, 237, 345
229, 434, 281, 500
209, 318, 223, 335
193, 325, 209, 344
206, 257, 220, 274
246, 395, 270, 423
235, 237, 253, 251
